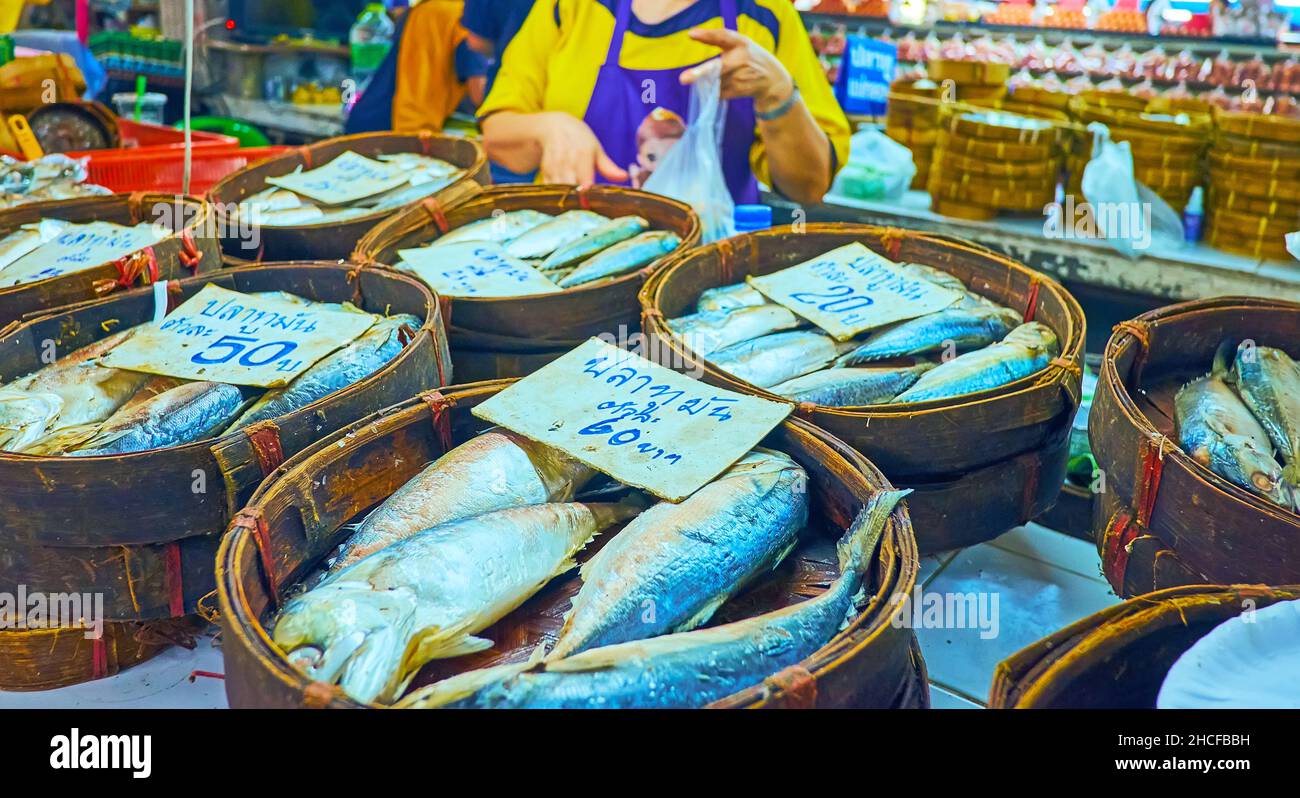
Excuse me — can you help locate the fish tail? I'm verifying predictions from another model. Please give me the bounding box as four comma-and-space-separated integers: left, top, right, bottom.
395, 661, 534, 709
1213, 339, 1236, 382
835, 489, 911, 579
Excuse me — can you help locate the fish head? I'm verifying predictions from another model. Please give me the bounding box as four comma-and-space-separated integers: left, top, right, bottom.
1204, 430, 1291, 507
0, 390, 62, 452
1006, 322, 1060, 354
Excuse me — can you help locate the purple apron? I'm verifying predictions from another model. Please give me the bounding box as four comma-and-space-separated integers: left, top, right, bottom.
582, 0, 760, 204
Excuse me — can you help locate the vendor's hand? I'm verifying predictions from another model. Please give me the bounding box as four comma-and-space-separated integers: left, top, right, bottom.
537, 112, 630, 187
682, 28, 795, 116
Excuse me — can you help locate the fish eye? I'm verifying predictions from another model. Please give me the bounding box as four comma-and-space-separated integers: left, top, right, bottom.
1252, 472, 1276, 491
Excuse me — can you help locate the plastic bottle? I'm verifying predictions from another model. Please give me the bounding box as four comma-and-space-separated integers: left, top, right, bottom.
733, 204, 773, 234
1183, 186, 1204, 244
349, 4, 395, 90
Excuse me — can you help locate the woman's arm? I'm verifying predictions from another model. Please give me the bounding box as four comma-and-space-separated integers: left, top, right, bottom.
482, 112, 629, 185
684, 28, 836, 204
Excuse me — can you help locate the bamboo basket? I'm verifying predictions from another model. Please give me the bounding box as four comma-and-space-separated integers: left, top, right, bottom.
208, 132, 489, 263
0, 193, 220, 327
927, 60, 1010, 86
1033, 481, 1094, 541
216, 380, 926, 709
0, 618, 204, 691
0, 262, 452, 622
990, 584, 1300, 708
1090, 297, 1300, 598
640, 224, 1086, 554
353, 184, 701, 381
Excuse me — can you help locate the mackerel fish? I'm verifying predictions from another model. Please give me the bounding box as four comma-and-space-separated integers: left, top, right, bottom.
433, 210, 553, 247
556, 230, 680, 288
892, 322, 1058, 403
709, 330, 855, 389
70, 381, 254, 456
539, 215, 648, 271
836, 306, 1022, 366
1177, 343, 1294, 509
667, 304, 803, 357
275, 501, 642, 704
695, 282, 766, 313
398, 489, 907, 709
545, 448, 808, 660
504, 210, 609, 260
771, 363, 936, 406
332, 430, 596, 570
1231, 342, 1300, 486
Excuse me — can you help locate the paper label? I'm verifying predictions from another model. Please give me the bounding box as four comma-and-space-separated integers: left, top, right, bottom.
398, 242, 560, 298
473, 338, 792, 501
0, 222, 164, 288
747, 242, 963, 341
101, 285, 377, 387
265, 151, 409, 205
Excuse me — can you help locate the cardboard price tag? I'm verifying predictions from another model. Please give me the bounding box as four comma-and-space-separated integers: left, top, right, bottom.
265, 151, 409, 205
101, 285, 378, 387
398, 241, 560, 298
473, 338, 792, 501
0, 221, 164, 288
747, 243, 963, 341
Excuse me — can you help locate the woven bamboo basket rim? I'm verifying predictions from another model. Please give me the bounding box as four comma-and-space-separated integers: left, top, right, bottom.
1208, 149, 1300, 179
641, 223, 1085, 418
0, 192, 215, 301
1075, 102, 1213, 136
1127, 149, 1208, 170
1078, 89, 1149, 113
990, 583, 1300, 708
206, 131, 487, 233
1147, 96, 1215, 117
930, 198, 998, 220
1212, 133, 1300, 160
1133, 169, 1202, 191
885, 126, 939, 146
931, 147, 1059, 178
1203, 232, 1291, 260
943, 110, 1067, 145
950, 84, 1010, 102
1007, 86, 1074, 111
216, 379, 921, 709
1100, 297, 1300, 526
929, 167, 1058, 192
0, 618, 202, 691
352, 183, 701, 307
1099, 125, 1208, 153
935, 129, 1059, 160
966, 97, 1070, 123
1206, 171, 1300, 204
1205, 207, 1295, 238
1213, 108, 1300, 145
927, 59, 1011, 85
929, 180, 1054, 212
1207, 189, 1300, 217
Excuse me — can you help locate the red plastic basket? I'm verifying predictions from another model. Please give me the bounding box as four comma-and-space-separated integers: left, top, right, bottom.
79, 145, 292, 194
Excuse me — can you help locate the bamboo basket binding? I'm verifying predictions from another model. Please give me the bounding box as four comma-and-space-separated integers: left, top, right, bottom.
0, 262, 452, 622
353, 184, 702, 382
216, 380, 927, 709
0, 617, 205, 691
1090, 297, 1300, 598
640, 224, 1086, 554
989, 584, 1300, 708
208, 131, 489, 263
0, 193, 220, 328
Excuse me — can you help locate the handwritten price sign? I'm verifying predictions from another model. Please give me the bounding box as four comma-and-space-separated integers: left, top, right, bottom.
0, 221, 164, 288
747, 242, 963, 341
473, 338, 792, 501
398, 242, 560, 298
266, 151, 409, 205
101, 285, 378, 387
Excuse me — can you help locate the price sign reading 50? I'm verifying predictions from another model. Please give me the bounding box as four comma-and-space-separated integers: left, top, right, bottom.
191, 335, 305, 373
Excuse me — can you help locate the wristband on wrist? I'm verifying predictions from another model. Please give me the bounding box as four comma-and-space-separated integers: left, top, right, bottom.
756, 86, 800, 122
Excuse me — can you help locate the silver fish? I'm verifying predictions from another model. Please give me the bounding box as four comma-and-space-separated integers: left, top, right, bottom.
897, 263, 1004, 310
709, 331, 855, 389
667, 304, 803, 357
546, 448, 808, 660
0, 389, 63, 452
239, 186, 303, 215
255, 207, 325, 227
226, 314, 417, 431
70, 381, 252, 456
504, 210, 609, 260
771, 363, 936, 406
375, 153, 461, 178
539, 215, 648, 271
333, 429, 596, 571
696, 282, 766, 313
433, 210, 553, 247
836, 306, 1022, 366
275, 500, 643, 704
557, 231, 680, 289
399, 489, 908, 709
1178, 343, 1294, 509
892, 322, 1059, 404
357, 177, 457, 211
1231, 342, 1300, 486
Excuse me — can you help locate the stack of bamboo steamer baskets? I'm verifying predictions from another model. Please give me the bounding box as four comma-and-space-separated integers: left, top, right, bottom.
1206, 110, 1300, 261
1066, 91, 1211, 214
990, 584, 1300, 708
217, 382, 927, 709
930, 102, 1066, 221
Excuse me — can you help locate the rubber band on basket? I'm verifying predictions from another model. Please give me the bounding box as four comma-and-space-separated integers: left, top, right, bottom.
716, 237, 737, 286
417, 130, 434, 155
244, 421, 285, 477
421, 390, 455, 452
795, 401, 819, 420
165, 541, 185, 617
764, 664, 818, 708
575, 185, 592, 211
880, 228, 906, 261
1112, 319, 1151, 352
233, 508, 279, 605
94, 246, 160, 296
1135, 434, 1171, 529
420, 197, 450, 233
178, 229, 203, 273
1101, 506, 1140, 590
298, 146, 314, 169
1023, 278, 1041, 323
91, 637, 109, 680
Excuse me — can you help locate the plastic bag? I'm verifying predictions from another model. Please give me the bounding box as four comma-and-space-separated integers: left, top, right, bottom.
831, 128, 917, 201
1080, 123, 1183, 258
643, 61, 734, 242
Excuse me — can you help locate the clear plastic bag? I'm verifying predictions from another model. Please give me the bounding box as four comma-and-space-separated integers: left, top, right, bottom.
643, 61, 735, 243
1081, 123, 1183, 258
831, 128, 917, 201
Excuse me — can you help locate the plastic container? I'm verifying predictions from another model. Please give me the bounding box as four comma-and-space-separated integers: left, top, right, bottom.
79, 145, 291, 194
349, 4, 395, 88
733, 204, 773, 233
110, 91, 168, 125
1183, 185, 1204, 244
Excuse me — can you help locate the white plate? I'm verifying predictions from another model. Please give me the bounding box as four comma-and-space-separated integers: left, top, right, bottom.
1157, 598, 1300, 709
